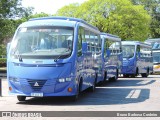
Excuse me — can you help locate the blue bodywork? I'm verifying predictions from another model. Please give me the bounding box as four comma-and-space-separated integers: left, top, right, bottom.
7, 17, 99, 97
121, 41, 153, 76
100, 33, 122, 80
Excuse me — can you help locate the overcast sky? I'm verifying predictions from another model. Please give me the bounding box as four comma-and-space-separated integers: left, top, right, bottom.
22, 0, 87, 15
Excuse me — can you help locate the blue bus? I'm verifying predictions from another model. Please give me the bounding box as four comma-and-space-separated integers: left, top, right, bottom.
121, 41, 153, 77
7, 17, 102, 101
100, 33, 122, 82
145, 38, 160, 73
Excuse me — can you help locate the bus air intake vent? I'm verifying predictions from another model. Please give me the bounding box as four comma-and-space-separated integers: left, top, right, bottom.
27, 80, 47, 91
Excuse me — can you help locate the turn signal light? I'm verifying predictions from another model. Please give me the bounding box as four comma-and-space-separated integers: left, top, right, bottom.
9, 87, 12, 91
68, 87, 72, 92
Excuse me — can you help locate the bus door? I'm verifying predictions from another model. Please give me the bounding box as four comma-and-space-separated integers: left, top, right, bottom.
136, 45, 144, 73
104, 39, 115, 78
77, 27, 94, 91
94, 35, 103, 82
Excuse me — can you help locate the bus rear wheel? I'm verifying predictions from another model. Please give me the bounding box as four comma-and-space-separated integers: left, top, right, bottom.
88, 73, 97, 92
109, 69, 118, 82
17, 96, 26, 101
141, 68, 149, 78
123, 74, 129, 78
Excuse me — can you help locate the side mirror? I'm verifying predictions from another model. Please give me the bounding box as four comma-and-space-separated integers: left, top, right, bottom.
82, 42, 87, 53
7, 43, 11, 53
106, 49, 111, 57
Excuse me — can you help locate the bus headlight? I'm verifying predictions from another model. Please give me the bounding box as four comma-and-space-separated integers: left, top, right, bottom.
66, 77, 72, 81
58, 77, 72, 82
59, 78, 65, 82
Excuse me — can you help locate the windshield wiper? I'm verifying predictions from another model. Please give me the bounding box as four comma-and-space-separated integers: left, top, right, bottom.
54, 53, 70, 62
54, 55, 62, 62
15, 50, 23, 62
12, 47, 23, 62
18, 54, 23, 62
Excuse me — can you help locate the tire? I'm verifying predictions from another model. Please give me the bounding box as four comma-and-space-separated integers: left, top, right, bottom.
70, 78, 82, 102
131, 74, 136, 78
103, 71, 107, 82
131, 68, 138, 78
17, 96, 26, 101
123, 74, 129, 78
109, 69, 118, 82
88, 74, 97, 92
99, 71, 107, 85
70, 94, 79, 102
141, 68, 149, 78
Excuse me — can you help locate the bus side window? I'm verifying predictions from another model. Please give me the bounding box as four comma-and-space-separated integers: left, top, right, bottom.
104, 39, 107, 58
78, 27, 83, 57
136, 45, 140, 58
90, 32, 95, 53
95, 34, 101, 54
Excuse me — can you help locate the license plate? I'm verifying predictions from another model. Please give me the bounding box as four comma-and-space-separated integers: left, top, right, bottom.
31, 92, 43, 97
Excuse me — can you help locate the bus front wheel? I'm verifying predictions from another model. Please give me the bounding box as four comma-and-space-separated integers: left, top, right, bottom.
17, 96, 26, 101
70, 78, 82, 102
109, 69, 118, 82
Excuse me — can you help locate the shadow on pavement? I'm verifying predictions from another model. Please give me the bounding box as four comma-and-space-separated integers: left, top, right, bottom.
104, 79, 156, 87
17, 87, 150, 106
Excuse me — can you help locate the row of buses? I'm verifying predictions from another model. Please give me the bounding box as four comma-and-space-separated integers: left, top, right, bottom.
7, 17, 153, 101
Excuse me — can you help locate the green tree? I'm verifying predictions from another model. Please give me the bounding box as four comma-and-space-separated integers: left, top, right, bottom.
56, 3, 80, 17
0, 0, 33, 19
0, 0, 34, 44
29, 12, 49, 18
130, 0, 160, 38
57, 0, 151, 41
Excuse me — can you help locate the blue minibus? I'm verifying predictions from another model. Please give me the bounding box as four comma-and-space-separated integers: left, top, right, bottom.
7, 17, 102, 101
145, 38, 160, 73
121, 41, 153, 77
100, 33, 122, 82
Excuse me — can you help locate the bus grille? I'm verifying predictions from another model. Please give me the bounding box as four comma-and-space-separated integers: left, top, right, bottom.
28, 80, 47, 91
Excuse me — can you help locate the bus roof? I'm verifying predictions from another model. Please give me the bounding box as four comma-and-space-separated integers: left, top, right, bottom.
122, 41, 151, 48
27, 16, 99, 30
145, 38, 160, 43
100, 32, 121, 41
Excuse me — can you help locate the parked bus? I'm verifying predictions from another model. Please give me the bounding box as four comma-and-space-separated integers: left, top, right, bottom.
7, 17, 102, 101
85, 35, 105, 85
121, 41, 153, 77
145, 38, 160, 73
100, 33, 122, 82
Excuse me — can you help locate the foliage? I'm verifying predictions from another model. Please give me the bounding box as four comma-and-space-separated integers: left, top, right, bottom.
0, 58, 6, 67
130, 0, 160, 38
0, 0, 33, 19
0, 44, 6, 56
56, 3, 80, 17
57, 0, 151, 41
0, 0, 34, 44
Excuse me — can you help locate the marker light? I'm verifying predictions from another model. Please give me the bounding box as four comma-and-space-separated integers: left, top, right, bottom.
68, 87, 72, 92
59, 78, 65, 82
9, 87, 12, 91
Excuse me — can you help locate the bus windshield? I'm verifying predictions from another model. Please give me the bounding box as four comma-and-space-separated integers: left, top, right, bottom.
11, 26, 74, 59
153, 52, 160, 63
122, 45, 135, 58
